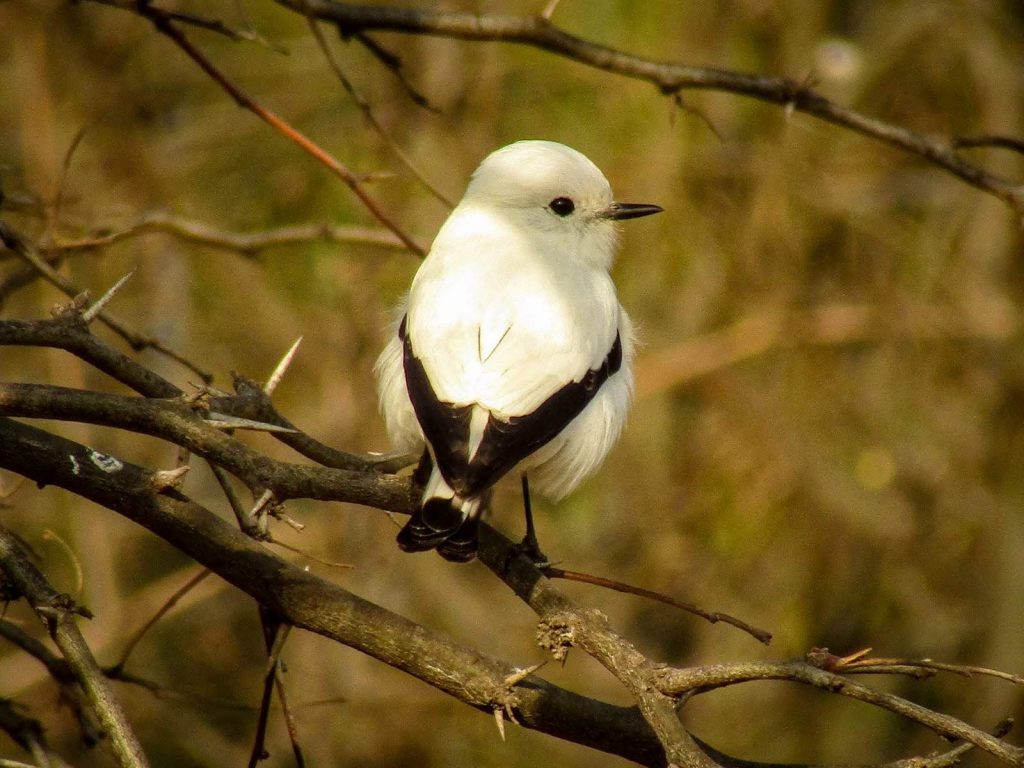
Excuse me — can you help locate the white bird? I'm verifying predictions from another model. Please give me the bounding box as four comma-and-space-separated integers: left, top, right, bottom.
375, 140, 661, 562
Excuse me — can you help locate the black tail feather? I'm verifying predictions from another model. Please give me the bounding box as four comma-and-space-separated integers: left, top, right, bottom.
396, 497, 481, 561
396, 497, 464, 551
437, 517, 480, 562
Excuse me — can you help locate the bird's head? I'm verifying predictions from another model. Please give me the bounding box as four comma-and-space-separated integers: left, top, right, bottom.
458, 140, 662, 270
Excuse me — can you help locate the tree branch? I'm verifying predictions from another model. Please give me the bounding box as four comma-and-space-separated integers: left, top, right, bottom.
51, 212, 411, 256
0, 416, 672, 767
656, 660, 1023, 765
0, 526, 151, 768
274, 1, 1024, 215
108, 1, 427, 256
0, 382, 412, 510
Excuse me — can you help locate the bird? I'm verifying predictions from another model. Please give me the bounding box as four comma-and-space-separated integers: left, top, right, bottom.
374, 140, 662, 562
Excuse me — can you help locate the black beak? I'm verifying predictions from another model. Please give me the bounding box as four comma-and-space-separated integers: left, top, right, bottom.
604, 202, 664, 221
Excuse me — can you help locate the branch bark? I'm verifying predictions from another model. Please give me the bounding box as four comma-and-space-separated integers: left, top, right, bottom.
0, 416, 671, 767
0, 526, 151, 768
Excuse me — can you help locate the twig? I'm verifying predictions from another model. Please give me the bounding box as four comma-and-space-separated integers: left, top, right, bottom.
0, 618, 74, 684
543, 567, 772, 645
655, 659, 1024, 764
109, 568, 213, 674
304, 11, 454, 208
48, 127, 90, 244
953, 134, 1024, 155
226, 375, 379, 471
125, 4, 426, 256
349, 31, 436, 112
0, 525, 151, 768
0, 222, 213, 383
51, 212, 410, 256
478, 528, 716, 768
86, 0, 288, 48
249, 620, 291, 768
266, 622, 306, 768
835, 655, 1024, 686
277, 1, 1024, 215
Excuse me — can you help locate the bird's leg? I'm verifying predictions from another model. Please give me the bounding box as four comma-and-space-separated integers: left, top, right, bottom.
516, 474, 550, 566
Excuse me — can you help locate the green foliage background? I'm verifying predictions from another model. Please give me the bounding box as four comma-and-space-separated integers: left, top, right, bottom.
2, 1, 1023, 765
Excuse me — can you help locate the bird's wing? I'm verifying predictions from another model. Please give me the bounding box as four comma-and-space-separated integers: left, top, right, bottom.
401, 242, 623, 496
401, 312, 623, 497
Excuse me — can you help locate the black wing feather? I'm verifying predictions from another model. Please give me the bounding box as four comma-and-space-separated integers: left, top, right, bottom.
401, 314, 622, 498
401, 316, 473, 488
461, 332, 621, 495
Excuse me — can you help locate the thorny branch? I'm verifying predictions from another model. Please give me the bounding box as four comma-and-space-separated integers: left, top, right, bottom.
2, 306, 1023, 765
4, 4, 1024, 765
0, 415, 670, 767
0, 222, 213, 382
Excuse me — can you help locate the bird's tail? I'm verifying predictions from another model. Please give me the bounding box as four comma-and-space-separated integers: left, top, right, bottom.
397, 464, 483, 562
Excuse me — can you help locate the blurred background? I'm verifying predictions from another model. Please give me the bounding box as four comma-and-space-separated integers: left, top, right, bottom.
2, 0, 1023, 765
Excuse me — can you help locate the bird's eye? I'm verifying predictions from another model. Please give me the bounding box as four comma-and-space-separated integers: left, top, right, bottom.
549, 197, 575, 217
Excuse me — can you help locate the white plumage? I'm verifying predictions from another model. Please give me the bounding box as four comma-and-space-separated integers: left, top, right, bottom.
375, 140, 661, 561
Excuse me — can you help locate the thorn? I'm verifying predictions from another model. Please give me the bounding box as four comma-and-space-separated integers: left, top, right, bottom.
540, 0, 562, 20
503, 661, 546, 688
270, 508, 305, 533
265, 336, 303, 396
269, 539, 354, 569
151, 465, 191, 491
81, 269, 136, 324
203, 412, 299, 433
250, 489, 276, 535
493, 706, 506, 741
836, 647, 873, 666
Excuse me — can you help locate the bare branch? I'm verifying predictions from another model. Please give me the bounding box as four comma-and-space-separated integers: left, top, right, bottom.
276, 1, 1024, 215
0, 416, 671, 767
52, 212, 410, 256
0, 526, 151, 768
100, 2, 427, 255
0, 382, 411, 509
953, 135, 1024, 155
0, 316, 182, 398
0, 315, 379, 470
303, 11, 454, 207
85, 0, 286, 46
109, 569, 213, 675
478, 531, 716, 768
656, 659, 1023, 764
0, 222, 213, 383
544, 566, 772, 645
